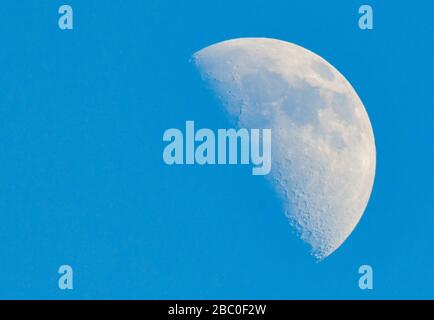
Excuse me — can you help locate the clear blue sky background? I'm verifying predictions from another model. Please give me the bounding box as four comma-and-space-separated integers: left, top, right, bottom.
0, 1, 433, 299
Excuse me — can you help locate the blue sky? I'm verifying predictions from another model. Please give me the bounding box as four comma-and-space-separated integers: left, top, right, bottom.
0, 0, 433, 299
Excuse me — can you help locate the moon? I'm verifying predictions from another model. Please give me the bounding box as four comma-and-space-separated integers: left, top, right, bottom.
193, 38, 376, 260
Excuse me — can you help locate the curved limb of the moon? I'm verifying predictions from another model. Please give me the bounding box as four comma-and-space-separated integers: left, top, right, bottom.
193, 38, 376, 260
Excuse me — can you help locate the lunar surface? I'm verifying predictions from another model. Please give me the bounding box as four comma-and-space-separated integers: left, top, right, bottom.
193, 38, 376, 260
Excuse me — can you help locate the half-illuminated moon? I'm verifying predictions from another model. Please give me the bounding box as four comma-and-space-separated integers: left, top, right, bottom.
193, 38, 376, 260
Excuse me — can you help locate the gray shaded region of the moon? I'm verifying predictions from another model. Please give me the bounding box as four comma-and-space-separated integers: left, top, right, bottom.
193, 38, 376, 260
